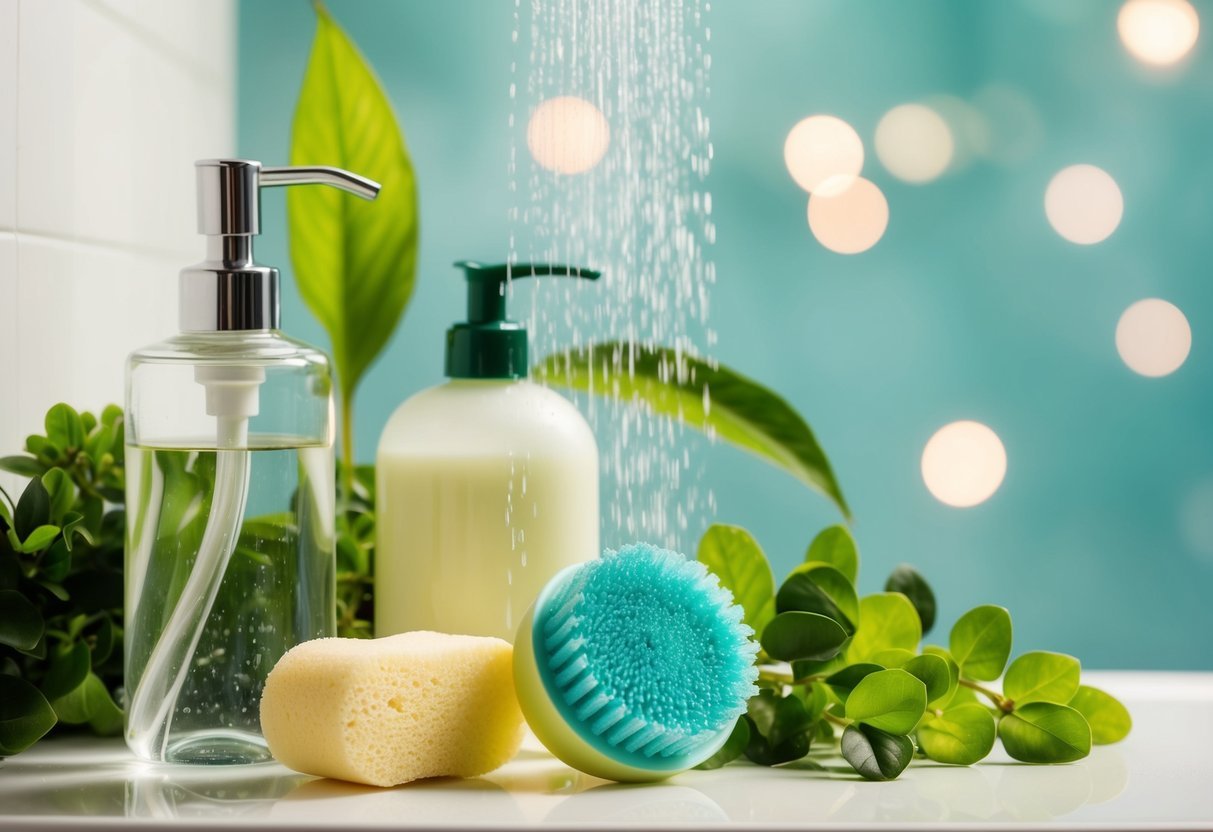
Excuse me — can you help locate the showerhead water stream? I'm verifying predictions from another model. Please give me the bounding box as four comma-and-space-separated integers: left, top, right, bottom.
509, 0, 716, 552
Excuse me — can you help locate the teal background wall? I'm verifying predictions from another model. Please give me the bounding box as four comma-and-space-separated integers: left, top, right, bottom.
239, 0, 1213, 669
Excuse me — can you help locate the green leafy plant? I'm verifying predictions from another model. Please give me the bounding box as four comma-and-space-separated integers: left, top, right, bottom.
0, 405, 126, 756
693, 522, 1132, 780
288, 0, 419, 495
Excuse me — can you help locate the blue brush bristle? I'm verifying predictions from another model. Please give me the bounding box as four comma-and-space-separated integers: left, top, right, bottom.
535, 543, 759, 763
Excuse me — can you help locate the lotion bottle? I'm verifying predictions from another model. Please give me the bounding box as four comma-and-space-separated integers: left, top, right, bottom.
376, 262, 600, 642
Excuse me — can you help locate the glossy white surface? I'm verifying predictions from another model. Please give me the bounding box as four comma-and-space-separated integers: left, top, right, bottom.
1, 672, 1210, 830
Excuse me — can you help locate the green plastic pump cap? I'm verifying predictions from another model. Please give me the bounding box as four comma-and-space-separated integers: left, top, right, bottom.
445, 261, 601, 379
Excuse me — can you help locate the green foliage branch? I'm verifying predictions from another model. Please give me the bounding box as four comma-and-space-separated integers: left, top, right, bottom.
694, 523, 1132, 780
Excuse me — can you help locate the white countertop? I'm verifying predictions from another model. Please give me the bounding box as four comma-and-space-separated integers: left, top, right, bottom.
2, 672, 1210, 831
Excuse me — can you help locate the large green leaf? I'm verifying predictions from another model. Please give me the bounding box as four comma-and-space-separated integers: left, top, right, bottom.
536, 344, 849, 517
949, 605, 1012, 682
846, 593, 922, 663
844, 668, 927, 735
289, 2, 418, 441
917, 703, 996, 765
1068, 685, 1132, 744
697, 524, 775, 634
841, 723, 914, 781
1003, 651, 1080, 706
998, 702, 1091, 763
0, 675, 57, 756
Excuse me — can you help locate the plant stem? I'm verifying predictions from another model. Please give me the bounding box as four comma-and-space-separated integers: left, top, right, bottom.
340, 392, 355, 500
824, 711, 851, 728
757, 667, 827, 687
959, 678, 1014, 713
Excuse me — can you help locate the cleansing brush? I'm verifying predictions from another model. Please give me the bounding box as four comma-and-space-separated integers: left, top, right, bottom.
514, 543, 759, 782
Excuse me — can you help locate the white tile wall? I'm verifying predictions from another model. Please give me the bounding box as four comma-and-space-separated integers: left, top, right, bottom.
0, 0, 234, 475
0, 1, 17, 230
0, 234, 16, 476
15, 238, 176, 429
17, 0, 234, 256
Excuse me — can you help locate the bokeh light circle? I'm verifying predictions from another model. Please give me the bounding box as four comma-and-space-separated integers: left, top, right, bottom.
527, 96, 610, 174
921, 421, 1008, 508
1118, 0, 1200, 66
807, 176, 889, 254
784, 115, 865, 193
1045, 164, 1124, 245
1115, 298, 1192, 377
874, 103, 955, 183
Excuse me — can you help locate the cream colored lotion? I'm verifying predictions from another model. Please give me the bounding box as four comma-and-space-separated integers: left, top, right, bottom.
376, 379, 599, 642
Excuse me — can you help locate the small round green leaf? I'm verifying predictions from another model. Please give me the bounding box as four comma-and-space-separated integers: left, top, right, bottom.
884, 564, 937, 634
846, 593, 922, 662
1004, 651, 1081, 706
1068, 685, 1132, 745
14, 477, 50, 539
998, 702, 1092, 763
85, 678, 124, 736
921, 645, 961, 708
761, 611, 848, 662
845, 668, 928, 735
777, 564, 859, 634
868, 648, 916, 668
744, 690, 813, 765
949, 605, 1012, 682
0, 675, 57, 755
40, 540, 71, 582
40, 468, 75, 525
50, 672, 121, 728
903, 653, 951, 706
45, 403, 85, 451
40, 641, 92, 701
698, 524, 776, 635
90, 614, 116, 668
796, 678, 830, 721
18, 524, 61, 554
825, 663, 883, 704
917, 703, 996, 765
842, 723, 914, 781
0, 590, 45, 651
805, 525, 858, 584
0, 455, 46, 478
696, 717, 751, 770
101, 404, 123, 427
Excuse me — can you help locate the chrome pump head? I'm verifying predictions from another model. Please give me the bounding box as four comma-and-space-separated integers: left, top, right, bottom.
180, 159, 381, 332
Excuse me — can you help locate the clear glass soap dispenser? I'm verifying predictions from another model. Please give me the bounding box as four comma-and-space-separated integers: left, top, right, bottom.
124, 159, 380, 764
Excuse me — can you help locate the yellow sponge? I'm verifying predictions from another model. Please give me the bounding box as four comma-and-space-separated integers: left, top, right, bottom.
259, 632, 525, 787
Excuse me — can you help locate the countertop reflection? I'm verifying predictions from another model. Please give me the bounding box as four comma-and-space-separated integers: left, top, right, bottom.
1, 672, 1209, 830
